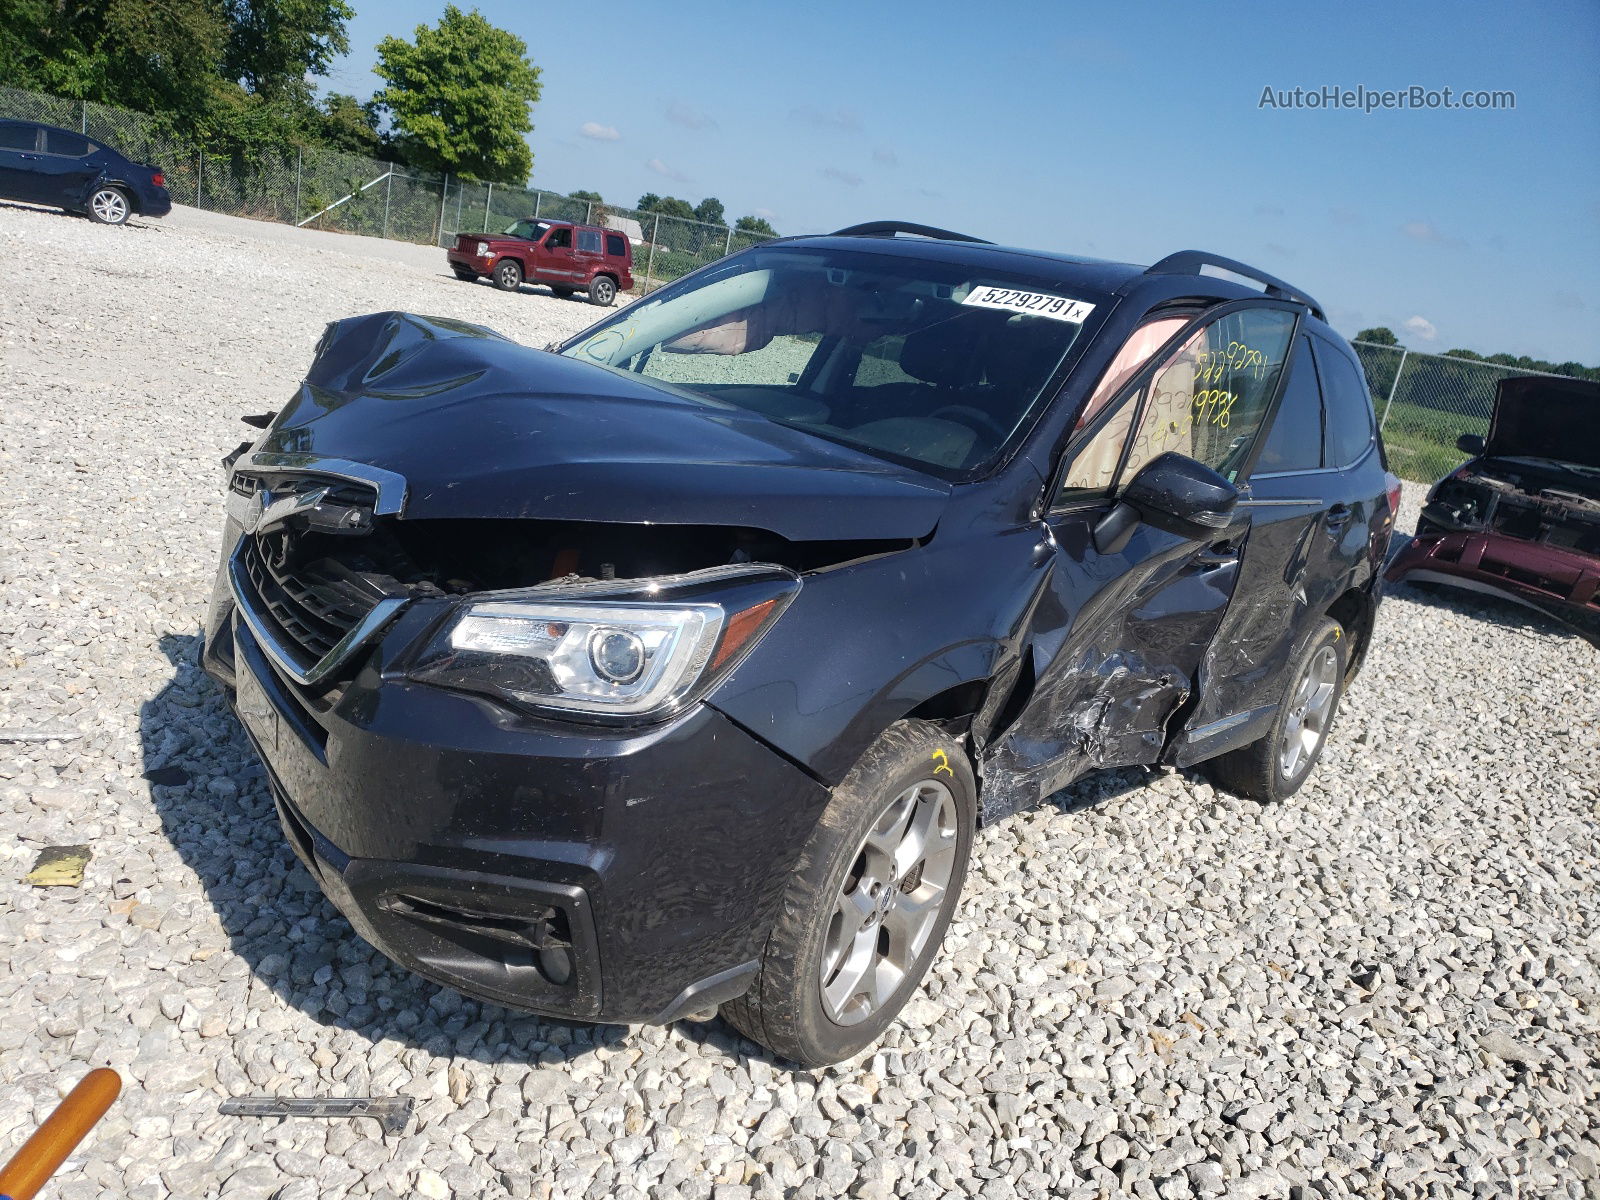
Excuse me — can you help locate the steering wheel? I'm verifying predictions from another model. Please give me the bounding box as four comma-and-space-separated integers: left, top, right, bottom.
929, 404, 1010, 444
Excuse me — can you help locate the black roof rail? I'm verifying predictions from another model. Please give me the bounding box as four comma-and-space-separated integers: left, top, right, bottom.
1143, 250, 1324, 319
829, 220, 993, 245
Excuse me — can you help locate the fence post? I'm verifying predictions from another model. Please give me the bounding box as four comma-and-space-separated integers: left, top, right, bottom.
483, 182, 492, 233
585, 201, 593, 225
436, 173, 449, 244
80, 101, 87, 135
293, 149, 302, 223
724, 227, 733, 256
1380, 348, 1409, 430
534, 191, 542, 218
383, 172, 392, 238
197, 148, 203, 209
455, 184, 463, 236
645, 213, 660, 291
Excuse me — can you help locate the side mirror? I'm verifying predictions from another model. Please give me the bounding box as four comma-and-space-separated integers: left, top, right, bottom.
1456, 432, 1485, 455
1094, 453, 1239, 553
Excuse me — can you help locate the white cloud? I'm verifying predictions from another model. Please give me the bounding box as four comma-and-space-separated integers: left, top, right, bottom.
1402, 314, 1439, 342
579, 122, 620, 142
821, 166, 862, 187
753, 208, 777, 220
646, 157, 690, 182
792, 106, 862, 132
1400, 219, 1466, 249
873, 146, 898, 167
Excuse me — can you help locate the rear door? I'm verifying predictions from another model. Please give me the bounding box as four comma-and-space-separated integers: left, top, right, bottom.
573, 227, 605, 285
979, 301, 1301, 812
34, 128, 103, 208
0, 123, 45, 203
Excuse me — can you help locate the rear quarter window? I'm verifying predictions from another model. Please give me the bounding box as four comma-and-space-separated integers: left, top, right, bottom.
577, 229, 602, 253
1314, 339, 1376, 467
605, 233, 627, 257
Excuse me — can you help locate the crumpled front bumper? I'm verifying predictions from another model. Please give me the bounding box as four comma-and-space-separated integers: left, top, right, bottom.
1386, 530, 1600, 646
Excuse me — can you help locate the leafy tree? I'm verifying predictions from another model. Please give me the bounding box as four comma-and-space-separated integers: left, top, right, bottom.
373, 6, 542, 184
318, 93, 384, 157
569, 189, 603, 202
693, 196, 725, 226
1354, 327, 1399, 347
1443, 349, 1483, 360
223, 0, 352, 103
653, 196, 695, 220
735, 214, 777, 236
636, 192, 661, 211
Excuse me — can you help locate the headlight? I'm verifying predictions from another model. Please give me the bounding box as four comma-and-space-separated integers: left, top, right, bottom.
407, 573, 795, 722
476, 242, 490, 257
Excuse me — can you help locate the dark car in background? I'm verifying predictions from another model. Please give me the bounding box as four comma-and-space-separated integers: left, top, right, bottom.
203, 223, 1396, 1065
1387, 375, 1600, 645
0, 119, 170, 225
447, 217, 633, 305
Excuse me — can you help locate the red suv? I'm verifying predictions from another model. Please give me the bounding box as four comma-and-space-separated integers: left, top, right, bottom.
448, 218, 633, 306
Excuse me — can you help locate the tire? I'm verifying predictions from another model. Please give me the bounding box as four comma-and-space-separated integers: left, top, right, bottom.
452, 266, 477, 282
87, 186, 131, 225
1204, 616, 1348, 803
724, 720, 975, 1067
550, 286, 575, 299
588, 275, 618, 307
493, 259, 523, 291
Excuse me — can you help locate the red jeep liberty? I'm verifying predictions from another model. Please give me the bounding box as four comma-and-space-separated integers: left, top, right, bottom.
447, 218, 634, 306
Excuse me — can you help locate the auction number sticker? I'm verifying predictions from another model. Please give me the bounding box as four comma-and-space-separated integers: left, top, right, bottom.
961, 285, 1095, 323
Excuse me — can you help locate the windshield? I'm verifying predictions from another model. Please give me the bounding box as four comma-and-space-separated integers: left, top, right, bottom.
504, 219, 549, 240
558, 245, 1100, 474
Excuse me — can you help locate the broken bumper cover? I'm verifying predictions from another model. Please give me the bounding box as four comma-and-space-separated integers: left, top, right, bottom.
1386, 530, 1600, 646
206, 610, 832, 1025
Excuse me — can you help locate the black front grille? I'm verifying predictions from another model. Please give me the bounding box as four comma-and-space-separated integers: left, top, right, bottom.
240, 535, 391, 664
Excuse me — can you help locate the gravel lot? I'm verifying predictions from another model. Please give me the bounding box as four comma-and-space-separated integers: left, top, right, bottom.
2, 201, 1597, 1200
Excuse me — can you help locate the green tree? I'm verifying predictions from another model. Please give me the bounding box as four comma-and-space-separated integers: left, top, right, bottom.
694, 196, 725, 226
373, 5, 542, 184
1354, 327, 1400, 347
318, 93, 384, 156
569, 189, 603, 202
652, 196, 695, 219
223, 0, 352, 103
735, 214, 777, 236
636, 192, 661, 211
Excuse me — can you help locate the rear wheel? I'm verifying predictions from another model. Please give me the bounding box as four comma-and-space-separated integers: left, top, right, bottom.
588, 275, 618, 306
493, 259, 523, 291
724, 720, 974, 1066
87, 187, 131, 225
1204, 616, 1347, 803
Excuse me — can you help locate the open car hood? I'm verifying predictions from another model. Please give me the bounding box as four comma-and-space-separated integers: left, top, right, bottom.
251, 312, 951, 541
1486, 375, 1600, 471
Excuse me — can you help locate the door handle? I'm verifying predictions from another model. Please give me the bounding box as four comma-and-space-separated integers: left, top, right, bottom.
1194, 541, 1238, 567
1325, 503, 1353, 527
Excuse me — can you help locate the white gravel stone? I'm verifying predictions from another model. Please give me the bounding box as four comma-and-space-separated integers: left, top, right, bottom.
2, 201, 1598, 1200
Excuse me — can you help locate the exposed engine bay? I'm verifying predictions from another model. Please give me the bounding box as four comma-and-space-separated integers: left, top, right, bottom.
1422, 461, 1600, 554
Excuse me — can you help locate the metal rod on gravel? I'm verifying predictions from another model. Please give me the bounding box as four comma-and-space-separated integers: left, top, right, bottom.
0, 1069, 121, 1200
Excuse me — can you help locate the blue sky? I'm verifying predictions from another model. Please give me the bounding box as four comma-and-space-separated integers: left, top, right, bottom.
323, 0, 1600, 364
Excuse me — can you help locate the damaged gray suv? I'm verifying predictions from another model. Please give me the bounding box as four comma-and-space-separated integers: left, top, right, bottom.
205, 222, 1398, 1065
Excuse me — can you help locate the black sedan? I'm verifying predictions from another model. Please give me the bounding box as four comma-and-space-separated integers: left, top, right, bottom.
0, 119, 171, 225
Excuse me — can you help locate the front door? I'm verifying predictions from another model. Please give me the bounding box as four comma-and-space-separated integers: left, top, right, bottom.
977, 302, 1301, 818
534, 226, 578, 282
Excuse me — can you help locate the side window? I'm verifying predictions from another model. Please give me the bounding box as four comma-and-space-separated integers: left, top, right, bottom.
0, 124, 38, 151
1057, 306, 1296, 502
1255, 336, 1324, 473
577, 229, 602, 253
1314, 339, 1376, 467
546, 227, 572, 250
44, 129, 92, 157
604, 233, 626, 257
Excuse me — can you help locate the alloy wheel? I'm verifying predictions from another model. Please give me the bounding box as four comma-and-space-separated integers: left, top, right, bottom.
1280, 644, 1338, 779
91, 189, 129, 224
819, 779, 959, 1026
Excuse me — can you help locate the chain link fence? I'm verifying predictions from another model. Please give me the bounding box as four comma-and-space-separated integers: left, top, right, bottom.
1350, 341, 1588, 482
0, 86, 773, 292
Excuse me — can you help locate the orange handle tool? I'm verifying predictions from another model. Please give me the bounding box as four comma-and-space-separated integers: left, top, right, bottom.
0, 1069, 121, 1200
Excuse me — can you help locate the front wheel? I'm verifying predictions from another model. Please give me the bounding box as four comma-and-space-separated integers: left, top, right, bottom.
451, 266, 477, 282
587, 275, 617, 306
87, 187, 131, 225
493, 259, 523, 291
723, 721, 974, 1067
1204, 616, 1348, 803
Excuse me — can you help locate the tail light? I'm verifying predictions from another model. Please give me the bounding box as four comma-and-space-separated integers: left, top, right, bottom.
1384, 472, 1403, 518
150, 172, 165, 187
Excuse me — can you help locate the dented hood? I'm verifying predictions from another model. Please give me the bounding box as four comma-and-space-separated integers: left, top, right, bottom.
254, 312, 951, 540
1486, 375, 1600, 471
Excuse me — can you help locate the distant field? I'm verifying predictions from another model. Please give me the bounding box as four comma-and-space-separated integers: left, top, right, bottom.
1380, 399, 1484, 483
